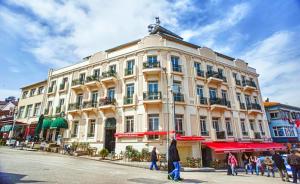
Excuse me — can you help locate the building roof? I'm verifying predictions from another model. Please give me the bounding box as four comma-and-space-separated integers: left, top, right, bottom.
263, 102, 280, 107
20, 79, 47, 90
264, 101, 300, 111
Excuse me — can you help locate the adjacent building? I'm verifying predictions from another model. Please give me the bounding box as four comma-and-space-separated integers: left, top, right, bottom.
16, 80, 47, 139
39, 20, 284, 166
264, 100, 300, 144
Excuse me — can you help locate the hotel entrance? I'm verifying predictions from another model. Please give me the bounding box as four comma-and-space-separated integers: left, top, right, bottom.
104, 118, 116, 153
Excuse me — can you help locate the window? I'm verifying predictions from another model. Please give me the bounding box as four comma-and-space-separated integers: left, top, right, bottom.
18, 106, 25, 118
171, 56, 181, 72
240, 119, 247, 135
207, 65, 213, 73
79, 73, 85, 82
126, 83, 134, 97
259, 120, 265, 134
249, 119, 255, 131
175, 114, 183, 134
173, 81, 182, 94
281, 111, 290, 119
221, 90, 227, 101
233, 72, 237, 79
148, 114, 159, 139
126, 60, 135, 75
245, 95, 251, 106
273, 126, 296, 137
33, 103, 41, 116
212, 117, 220, 132
109, 65, 116, 72
194, 62, 201, 71
25, 105, 33, 117
91, 91, 98, 104
225, 118, 233, 136
253, 96, 258, 104
93, 69, 100, 77
88, 119, 96, 137
196, 85, 204, 97
59, 99, 65, 106
30, 88, 36, 97
51, 81, 56, 87
200, 116, 208, 135
291, 112, 297, 119
147, 56, 157, 63
73, 121, 79, 137
108, 88, 115, 100
125, 116, 134, 132
77, 95, 83, 105
22, 91, 28, 99
47, 101, 52, 109
236, 93, 241, 103
148, 81, 158, 95
209, 88, 217, 99
270, 112, 279, 119
218, 68, 224, 76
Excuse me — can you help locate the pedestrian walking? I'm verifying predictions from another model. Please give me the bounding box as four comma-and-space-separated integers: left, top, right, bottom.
242, 154, 249, 174
150, 147, 159, 170
249, 155, 256, 174
272, 151, 289, 182
255, 156, 262, 175
287, 149, 300, 183
264, 156, 275, 177
228, 152, 238, 176
168, 139, 182, 181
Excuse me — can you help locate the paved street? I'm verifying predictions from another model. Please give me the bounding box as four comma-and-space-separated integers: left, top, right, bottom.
0, 147, 286, 184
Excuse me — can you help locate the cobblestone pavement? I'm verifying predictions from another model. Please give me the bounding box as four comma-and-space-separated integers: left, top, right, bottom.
0, 147, 286, 184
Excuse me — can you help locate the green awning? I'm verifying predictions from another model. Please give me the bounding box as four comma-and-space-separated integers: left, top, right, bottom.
34, 115, 44, 137
50, 117, 68, 129
0, 125, 12, 132
42, 119, 53, 129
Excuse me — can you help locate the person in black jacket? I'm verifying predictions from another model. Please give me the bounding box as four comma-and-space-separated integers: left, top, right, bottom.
149, 147, 159, 170
272, 152, 288, 181
168, 139, 181, 181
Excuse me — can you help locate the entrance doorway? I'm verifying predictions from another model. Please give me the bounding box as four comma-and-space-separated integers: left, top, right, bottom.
104, 118, 116, 153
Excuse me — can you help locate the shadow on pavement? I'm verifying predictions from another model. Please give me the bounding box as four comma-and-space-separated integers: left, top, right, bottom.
128, 178, 206, 183
0, 172, 45, 184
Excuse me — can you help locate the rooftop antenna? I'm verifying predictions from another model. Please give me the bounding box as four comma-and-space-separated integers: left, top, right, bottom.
148, 17, 160, 33
155, 17, 160, 25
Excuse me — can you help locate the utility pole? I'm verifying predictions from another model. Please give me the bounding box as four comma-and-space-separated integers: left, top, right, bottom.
9, 107, 18, 145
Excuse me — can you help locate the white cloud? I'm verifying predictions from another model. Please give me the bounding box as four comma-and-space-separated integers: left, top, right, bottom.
242, 31, 300, 106
0, 0, 193, 68
180, 2, 251, 49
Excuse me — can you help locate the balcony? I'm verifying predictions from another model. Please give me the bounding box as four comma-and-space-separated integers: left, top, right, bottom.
254, 132, 262, 139
68, 103, 82, 114
172, 65, 183, 76
101, 71, 117, 86
123, 95, 136, 107
142, 62, 161, 76
59, 83, 68, 93
143, 92, 162, 105
209, 98, 231, 111
195, 69, 205, 80
216, 131, 226, 139
99, 98, 116, 111
71, 79, 85, 91
47, 85, 56, 95
82, 101, 98, 112
196, 96, 208, 107
85, 75, 101, 89
247, 103, 262, 115
206, 71, 227, 85
173, 93, 185, 104
239, 103, 246, 111
242, 80, 257, 92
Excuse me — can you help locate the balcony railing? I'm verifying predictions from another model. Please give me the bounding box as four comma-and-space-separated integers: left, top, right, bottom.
87, 133, 95, 137
68, 103, 81, 111
254, 132, 262, 139
143, 62, 160, 69
124, 68, 133, 76
143, 92, 162, 100
72, 79, 85, 86
85, 75, 100, 83
83, 101, 98, 108
242, 80, 256, 88
227, 131, 233, 136
101, 70, 116, 79
173, 93, 184, 102
247, 103, 261, 110
216, 131, 226, 139
172, 65, 182, 72
242, 131, 249, 136
199, 97, 208, 105
201, 131, 209, 136
99, 98, 116, 106
124, 96, 133, 104
235, 80, 241, 86
206, 71, 227, 82
240, 103, 246, 110
195, 69, 205, 77
176, 130, 185, 136
209, 98, 231, 108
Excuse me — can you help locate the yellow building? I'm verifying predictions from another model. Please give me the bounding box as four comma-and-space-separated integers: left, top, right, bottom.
42, 21, 283, 166
16, 80, 47, 139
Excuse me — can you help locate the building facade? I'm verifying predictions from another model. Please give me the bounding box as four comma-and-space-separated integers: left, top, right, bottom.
16, 80, 47, 139
264, 101, 300, 143
41, 22, 278, 166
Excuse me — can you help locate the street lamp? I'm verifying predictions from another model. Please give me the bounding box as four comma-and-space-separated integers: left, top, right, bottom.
8, 107, 18, 145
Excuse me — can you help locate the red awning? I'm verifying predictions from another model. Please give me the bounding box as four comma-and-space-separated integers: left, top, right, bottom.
176, 135, 205, 141
204, 142, 286, 154
114, 132, 144, 138
144, 131, 175, 135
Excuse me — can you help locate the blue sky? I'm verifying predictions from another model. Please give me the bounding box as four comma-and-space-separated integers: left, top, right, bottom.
0, 0, 300, 106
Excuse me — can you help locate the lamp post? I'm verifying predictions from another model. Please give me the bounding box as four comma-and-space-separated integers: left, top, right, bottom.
9, 107, 18, 145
